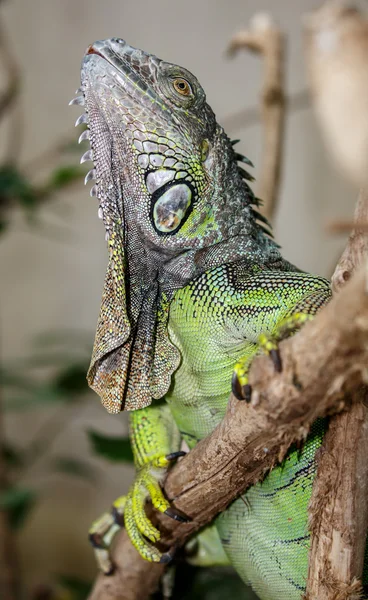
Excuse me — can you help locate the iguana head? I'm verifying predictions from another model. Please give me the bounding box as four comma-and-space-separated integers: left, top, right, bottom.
74, 38, 276, 413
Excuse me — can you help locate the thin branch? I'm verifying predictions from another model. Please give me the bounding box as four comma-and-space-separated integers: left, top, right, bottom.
0, 12, 23, 165
326, 220, 368, 235
88, 263, 368, 600
0, 16, 20, 120
228, 13, 286, 220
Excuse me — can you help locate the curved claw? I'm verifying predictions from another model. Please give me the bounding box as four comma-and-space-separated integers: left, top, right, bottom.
232, 371, 244, 400
112, 505, 124, 526
164, 507, 191, 523
232, 372, 252, 402
243, 384, 252, 403
90, 452, 184, 569
270, 348, 282, 372
166, 450, 186, 461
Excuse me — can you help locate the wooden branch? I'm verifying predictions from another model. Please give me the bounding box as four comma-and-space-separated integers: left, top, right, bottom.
305, 188, 368, 600
0, 386, 20, 600
88, 263, 368, 600
305, 400, 368, 600
0, 16, 20, 120
331, 188, 368, 293
327, 220, 368, 235
304, 2, 368, 188
88, 533, 164, 600
228, 13, 286, 221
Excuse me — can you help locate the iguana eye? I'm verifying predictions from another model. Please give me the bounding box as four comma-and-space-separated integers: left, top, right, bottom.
152, 183, 192, 234
172, 78, 192, 97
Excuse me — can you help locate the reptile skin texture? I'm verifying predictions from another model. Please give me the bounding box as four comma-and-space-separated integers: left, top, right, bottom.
71, 39, 367, 599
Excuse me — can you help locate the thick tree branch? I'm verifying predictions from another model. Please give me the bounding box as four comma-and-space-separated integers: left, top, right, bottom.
305, 189, 368, 600
305, 399, 368, 600
88, 263, 368, 600
228, 13, 286, 221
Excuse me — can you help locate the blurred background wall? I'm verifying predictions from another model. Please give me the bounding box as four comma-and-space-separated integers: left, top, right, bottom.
0, 0, 362, 594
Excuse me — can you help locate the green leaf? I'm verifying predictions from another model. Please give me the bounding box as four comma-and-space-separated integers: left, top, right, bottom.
1, 443, 24, 467
0, 487, 36, 529
52, 363, 89, 397
58, 576, 91, 600
53, 363, 88, 394
88, 430, 134, 463
0, 165, 37, 211
48, 165, 85, 190
4, 383, 68, 411
51, 457, 97, 482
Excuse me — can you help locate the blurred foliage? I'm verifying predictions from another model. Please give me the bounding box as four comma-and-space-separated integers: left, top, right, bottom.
0, 130, 88, 234
88, 430, 134, 463
0, 486, 36, 529
57, 576, 92, 600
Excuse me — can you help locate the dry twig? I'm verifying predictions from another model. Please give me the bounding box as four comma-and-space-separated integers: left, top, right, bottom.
88, 263, 368, 600
228, 13, 286, 221
0, 14, 22, 163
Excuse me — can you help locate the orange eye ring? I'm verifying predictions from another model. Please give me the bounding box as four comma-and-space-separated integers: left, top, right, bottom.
173, 78, 192, 96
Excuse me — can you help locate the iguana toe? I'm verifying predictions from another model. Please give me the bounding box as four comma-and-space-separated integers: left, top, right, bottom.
232, 371, 253, 403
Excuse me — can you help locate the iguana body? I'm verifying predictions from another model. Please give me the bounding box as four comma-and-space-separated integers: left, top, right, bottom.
72, 39, 366, 599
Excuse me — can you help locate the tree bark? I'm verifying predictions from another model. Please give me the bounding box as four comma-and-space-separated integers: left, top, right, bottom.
305, 189, 368, 600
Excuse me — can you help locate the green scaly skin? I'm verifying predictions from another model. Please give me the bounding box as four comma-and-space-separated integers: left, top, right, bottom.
72, 39, 367, 599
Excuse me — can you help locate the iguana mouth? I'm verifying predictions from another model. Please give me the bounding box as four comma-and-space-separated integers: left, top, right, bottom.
82, 38, 163, 113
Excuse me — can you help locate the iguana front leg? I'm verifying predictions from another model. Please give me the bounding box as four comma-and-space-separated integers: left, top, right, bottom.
89, 401, 186, 573
232, 288, 329, 402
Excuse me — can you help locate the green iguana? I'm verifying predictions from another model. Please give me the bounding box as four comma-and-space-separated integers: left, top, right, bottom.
70, 38, 367, 599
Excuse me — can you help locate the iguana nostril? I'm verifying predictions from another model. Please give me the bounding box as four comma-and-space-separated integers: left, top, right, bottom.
111, 37, 126, 45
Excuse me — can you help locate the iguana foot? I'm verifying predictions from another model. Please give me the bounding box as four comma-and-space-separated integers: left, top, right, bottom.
89, 451, 188, 574
232, 313, 314, 403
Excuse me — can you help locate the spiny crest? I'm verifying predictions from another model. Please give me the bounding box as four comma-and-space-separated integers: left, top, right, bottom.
231, 139, 273, 238
69, 88, 102, 220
